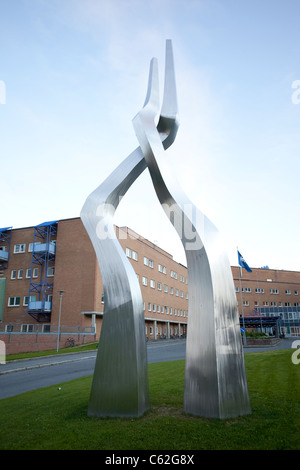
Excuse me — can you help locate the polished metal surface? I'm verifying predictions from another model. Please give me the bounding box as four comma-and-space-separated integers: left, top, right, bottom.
80, 41, 178, 418
133, 40, 251, 419
80, 147, 149, 418
81, 39, 251, 419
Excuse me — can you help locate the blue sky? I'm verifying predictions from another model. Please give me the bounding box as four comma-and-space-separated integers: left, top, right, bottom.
0, 0, 299, 271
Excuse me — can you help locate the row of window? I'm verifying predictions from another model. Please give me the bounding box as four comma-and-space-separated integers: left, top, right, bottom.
241, 300, 300, 307
126, 248, 188, 284
0, 241, 56, 254
10, 267, 54, 280
140, 275, 188, 298
4, 323, 51, 332
146, 326, 184, 337
7, 295, 52, 307
236, 286, 299, 295
144, 301, 187, 317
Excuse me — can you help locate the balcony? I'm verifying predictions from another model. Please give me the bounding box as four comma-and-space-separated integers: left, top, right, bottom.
33, 242, 56, 255
28, 301, 52, 312
0, 251, 8, 261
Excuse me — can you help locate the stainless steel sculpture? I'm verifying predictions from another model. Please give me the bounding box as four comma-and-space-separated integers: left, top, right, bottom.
81, 40, 251, 419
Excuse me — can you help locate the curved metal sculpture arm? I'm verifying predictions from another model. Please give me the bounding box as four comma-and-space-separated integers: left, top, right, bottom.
132, 43, 251, 419
80, 40, 180, 307
80, 40, 180, 418
80, 39, 250, 419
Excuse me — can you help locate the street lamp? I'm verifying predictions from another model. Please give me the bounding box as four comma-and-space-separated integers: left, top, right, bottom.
56, 290, 65, 352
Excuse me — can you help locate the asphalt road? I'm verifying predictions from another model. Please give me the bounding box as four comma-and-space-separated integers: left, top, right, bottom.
0, 338, 296, 399
0, 340, 186, 399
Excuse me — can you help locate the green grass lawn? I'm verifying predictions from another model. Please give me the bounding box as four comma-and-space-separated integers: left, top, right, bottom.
5, 341, 99, 361
0, 349, 299, 450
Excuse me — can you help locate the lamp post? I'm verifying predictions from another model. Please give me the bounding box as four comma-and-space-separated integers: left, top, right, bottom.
56, 290, 65, 352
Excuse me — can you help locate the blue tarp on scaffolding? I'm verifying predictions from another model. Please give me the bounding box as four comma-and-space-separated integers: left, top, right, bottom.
35, 221, 58, 228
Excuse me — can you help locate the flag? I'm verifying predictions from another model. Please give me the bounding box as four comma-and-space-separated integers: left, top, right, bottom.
237, 250, 252, 272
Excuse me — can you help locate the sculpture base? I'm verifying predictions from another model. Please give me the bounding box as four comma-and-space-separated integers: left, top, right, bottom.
87, 301, 150, 418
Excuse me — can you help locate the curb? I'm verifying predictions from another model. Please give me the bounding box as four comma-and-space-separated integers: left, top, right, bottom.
0, 353, 97, 375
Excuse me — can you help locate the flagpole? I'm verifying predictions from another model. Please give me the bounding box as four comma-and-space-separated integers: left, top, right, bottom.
237, 248, 247, 346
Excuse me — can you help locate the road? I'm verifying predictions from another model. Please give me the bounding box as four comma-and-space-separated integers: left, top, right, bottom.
0, 338, 296, 399
0, 340, 186, 399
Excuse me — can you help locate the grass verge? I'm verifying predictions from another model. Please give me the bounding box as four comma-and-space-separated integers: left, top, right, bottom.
0, 349, 299, 450
5, 342, 99, 361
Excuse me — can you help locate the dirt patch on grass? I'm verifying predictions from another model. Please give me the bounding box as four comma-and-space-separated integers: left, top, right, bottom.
149, 406, 197, 420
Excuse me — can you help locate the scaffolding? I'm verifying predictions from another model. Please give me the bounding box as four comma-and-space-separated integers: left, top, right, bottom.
27, 221, 57, 322
0, 227, 12, 270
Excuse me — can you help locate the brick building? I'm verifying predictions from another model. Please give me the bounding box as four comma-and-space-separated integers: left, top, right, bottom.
0, 217, 299, 354
0, 218, 188, 353
232, 266, 300, 336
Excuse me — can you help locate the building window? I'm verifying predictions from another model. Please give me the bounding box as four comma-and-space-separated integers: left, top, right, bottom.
158, 264, 166, 274
295, 291, 299, 295
175, 289, 179, 296
153, 304, 156, 312
14, 244, 26, 253
144, 257, 153, 268
170, 287, 174, 295
8, 296, 20, 307
11, 270, 17, 280
21, 324, 34, 333
157, 282, 162, 291
150, 279, 155, 289
29, 242, 41, 252
171, 270, 177, 279
142, 276, 148, 286
164, 284, 168, 293
101, 292, 104, 303
23, 295, 36, 306
17, 269, 23, 279
127, 248, 138, 260
47, 266, 55, 277
148, 302, 151, 311
285, 290, 291, 295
